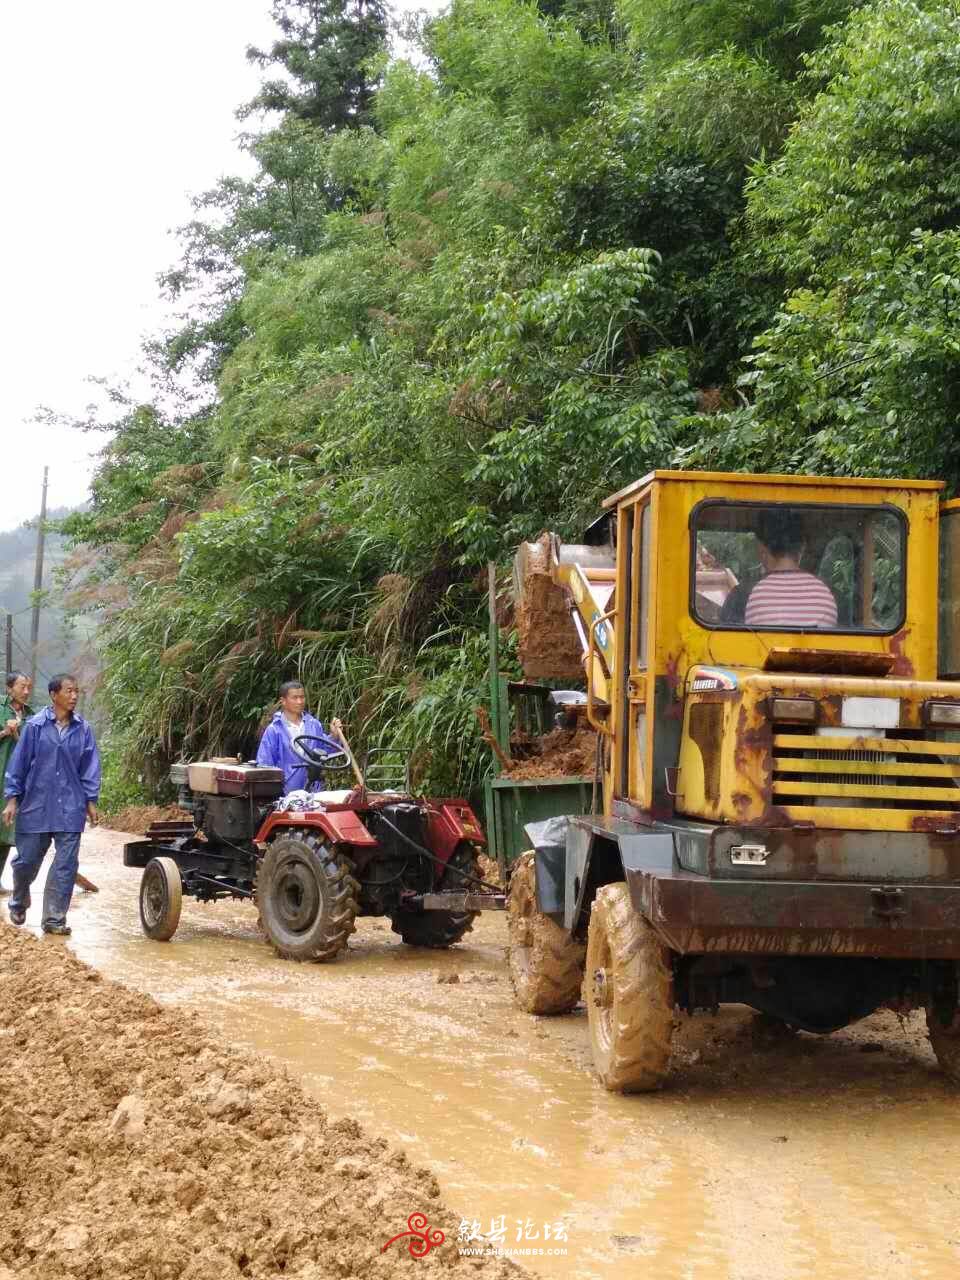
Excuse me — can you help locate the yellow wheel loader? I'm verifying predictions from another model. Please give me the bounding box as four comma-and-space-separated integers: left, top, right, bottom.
507, 469, 960, 1091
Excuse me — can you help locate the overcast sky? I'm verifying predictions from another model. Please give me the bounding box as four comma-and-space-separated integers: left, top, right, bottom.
1, 1, 438, 534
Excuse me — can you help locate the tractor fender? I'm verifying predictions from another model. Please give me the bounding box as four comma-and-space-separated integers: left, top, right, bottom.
425, 801, 486, 869
256, 809, 379, 849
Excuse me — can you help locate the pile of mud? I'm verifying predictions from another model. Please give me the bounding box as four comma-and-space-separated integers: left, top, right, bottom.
105, 803, 191, 835
503, 726, 597, 781
0, 926, 523, 1280
514, 535, 583, 680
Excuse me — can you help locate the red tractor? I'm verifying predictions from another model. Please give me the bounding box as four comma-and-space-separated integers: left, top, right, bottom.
123, 738, 499, 961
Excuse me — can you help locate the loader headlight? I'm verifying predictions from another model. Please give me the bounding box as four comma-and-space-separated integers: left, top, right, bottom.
925, 702, 960, 727
769, 697, 818, 724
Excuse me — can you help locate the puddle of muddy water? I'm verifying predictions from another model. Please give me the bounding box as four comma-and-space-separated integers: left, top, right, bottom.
15, 828, 960, 1280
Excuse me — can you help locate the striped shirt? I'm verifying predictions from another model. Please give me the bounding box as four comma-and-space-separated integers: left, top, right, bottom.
744, 571, 838, 629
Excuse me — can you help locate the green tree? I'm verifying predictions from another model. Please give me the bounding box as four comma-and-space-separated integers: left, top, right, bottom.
242, 0, 389, 131
621, 0, 865, 78
679, 2, 960, 486
745, 0, 960, 287
454, 248, 695, 557
160, 0, 392, 384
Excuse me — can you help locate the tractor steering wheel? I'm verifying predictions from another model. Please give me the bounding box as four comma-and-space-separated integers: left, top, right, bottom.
294, 734, 353, 772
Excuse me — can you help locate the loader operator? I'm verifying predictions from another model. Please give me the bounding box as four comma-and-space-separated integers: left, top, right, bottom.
744, 510, 837, 629
256, 680, 344, 795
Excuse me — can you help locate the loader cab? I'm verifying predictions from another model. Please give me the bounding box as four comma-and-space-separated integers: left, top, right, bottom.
600, 470, 951, 831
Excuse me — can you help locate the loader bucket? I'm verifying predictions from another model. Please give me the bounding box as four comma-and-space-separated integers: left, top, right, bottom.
513, 534, 586, 679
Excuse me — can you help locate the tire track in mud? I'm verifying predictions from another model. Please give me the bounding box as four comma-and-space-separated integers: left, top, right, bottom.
670, 1013, 960, 1280
784, 1108, 960, 1278
581, 1124, 732, 1280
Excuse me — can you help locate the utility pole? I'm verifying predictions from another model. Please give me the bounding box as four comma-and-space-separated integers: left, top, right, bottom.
4, 613, 11, 678
30, 466, 49, 686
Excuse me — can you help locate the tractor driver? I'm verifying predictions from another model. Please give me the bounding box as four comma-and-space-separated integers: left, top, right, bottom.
256, 680, 345, 794
744, 510, 837, 629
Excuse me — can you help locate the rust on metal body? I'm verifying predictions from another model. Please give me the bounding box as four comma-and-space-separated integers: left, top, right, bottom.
610, 796, 657, 826
678, 670, 960, 831
626, 865, 960, 959
699, 824, 960, 882
663, 653, 683, 719
911, 814, 960, 834
688, 702, 724, 807
762, 648, 896, 677
889, 627, 915, 678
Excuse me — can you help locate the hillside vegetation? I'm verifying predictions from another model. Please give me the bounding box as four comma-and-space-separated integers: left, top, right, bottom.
62, 0, 960, 796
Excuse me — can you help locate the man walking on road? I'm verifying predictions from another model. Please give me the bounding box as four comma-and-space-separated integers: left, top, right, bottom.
0, 671, 34, 893
2, 674, 101, 936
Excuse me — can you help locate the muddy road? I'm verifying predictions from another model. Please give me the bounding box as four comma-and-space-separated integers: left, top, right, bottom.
20, 825, 960, 1279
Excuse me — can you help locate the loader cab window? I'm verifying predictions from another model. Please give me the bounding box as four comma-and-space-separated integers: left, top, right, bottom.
634, 502, 651, 669
692, 502, 905, 633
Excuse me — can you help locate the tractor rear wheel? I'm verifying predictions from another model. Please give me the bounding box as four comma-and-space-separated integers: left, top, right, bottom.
584, 882, 675, 1093
139, 857, 183, 942
258, 832, 358, 962
927, 975, 960, 1083
507, 851, 585, 1014
389, 843, 478, 948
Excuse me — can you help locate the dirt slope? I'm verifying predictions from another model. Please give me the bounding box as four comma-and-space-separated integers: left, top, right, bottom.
103, 804, 190, 835
0, 925, 523, 1280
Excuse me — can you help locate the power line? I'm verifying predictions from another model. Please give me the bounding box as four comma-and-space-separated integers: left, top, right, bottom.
0, 603, 41, 619
9, 629, 52, 688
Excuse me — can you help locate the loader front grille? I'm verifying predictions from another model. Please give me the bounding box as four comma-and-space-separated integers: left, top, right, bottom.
771, 729, 960, 822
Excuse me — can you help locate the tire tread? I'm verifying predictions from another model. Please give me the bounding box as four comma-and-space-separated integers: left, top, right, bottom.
258, 832, 358, 963
507, 852, 585, 1015
584, 882, 674, 1093
927, 999, 960, 1083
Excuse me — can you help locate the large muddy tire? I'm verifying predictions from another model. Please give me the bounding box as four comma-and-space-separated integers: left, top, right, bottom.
139, 857, 183, 942
507, 851, 585, 1015
258, 832, 358, 962
389, 843, 478, 948
927, 995, 960, 1083
584, 882, 675, 1093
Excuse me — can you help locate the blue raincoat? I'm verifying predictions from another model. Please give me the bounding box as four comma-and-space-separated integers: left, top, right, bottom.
4, 706, 101, 833
256, 710, 343, 794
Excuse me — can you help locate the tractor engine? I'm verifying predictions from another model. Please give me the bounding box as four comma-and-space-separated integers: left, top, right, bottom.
170, 761, 284, 847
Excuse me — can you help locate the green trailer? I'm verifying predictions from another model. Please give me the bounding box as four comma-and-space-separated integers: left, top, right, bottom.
484, 773, 593, 877
484, 564, 596, 875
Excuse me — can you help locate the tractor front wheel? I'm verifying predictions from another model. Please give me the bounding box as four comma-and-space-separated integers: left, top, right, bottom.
389, 843, 478, 948
507, 851, 585, 1014
139, 857, 183, 942
584, 882, 675, 1093
258, 833, 358, 962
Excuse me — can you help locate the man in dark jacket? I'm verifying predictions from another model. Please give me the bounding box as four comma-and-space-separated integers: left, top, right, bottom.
2, 673, 101, 935
0, 671, 33, 891
256, 680, 344, 795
